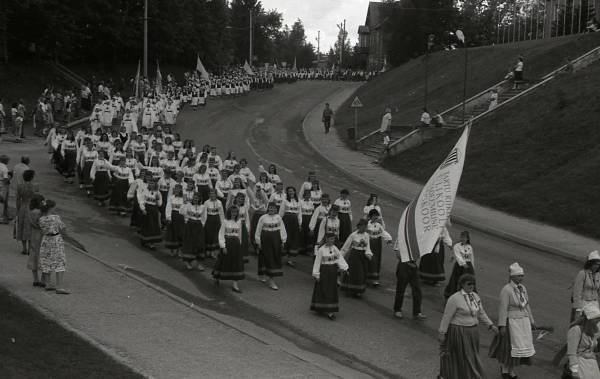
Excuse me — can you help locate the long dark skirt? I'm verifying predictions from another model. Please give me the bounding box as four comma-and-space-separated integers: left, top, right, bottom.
366, 237, 383, 285
159, 190, 169, 222
182, 220, 204, 260
488, 321, 532, 367
81, 161, 94, 188
93, 171, 111, 201
197, 184, 210, 203
439, 324, 484, 379
62, 150, 77, 178
313, 218, 323, 246
282, 213, 300, 256
310, 264, 340, 313
250, 210, 265, 253
338, 213, 352, 244
258, 230, 283, 277
137, 204, 162, 244
340, 249, 369, 295
240, 223, 249, 257
444, 262, 475, 299
212, 236, 245, 281
109, 178, 130, 213
204, 214, 221, 252
130, 197, 142, 228
300, 214, 313, 255
164, 211, 185, 249
419, 243, 446, 284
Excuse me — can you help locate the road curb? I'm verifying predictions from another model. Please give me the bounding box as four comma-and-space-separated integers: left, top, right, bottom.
300, 89, 583, 263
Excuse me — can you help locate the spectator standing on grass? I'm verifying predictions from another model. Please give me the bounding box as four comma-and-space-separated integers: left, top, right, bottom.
513, 56, 524, 89
379, 108, 392, 134
322, 103, 334, 134
38, 199, 70, 294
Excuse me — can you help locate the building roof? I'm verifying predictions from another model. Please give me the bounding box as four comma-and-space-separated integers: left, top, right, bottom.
365, 1, 395, 30
358, 25, 370, 34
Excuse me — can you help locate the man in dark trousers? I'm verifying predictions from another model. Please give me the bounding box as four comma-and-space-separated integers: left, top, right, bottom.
322, 103, 334, 134
393, 237, 427, 320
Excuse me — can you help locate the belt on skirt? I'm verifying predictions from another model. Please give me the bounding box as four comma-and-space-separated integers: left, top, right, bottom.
45, 232, 60, 237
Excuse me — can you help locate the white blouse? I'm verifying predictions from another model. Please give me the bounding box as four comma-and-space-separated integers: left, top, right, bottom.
341, 231, 372, 258
312, 245, 349, 279
218, 219, 242, 249
255, 214, 287, 245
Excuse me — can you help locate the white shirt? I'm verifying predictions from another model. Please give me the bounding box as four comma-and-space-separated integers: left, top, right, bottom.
380, 112, 392, 133
254, 214, 287, 245
312, 245, 349, 279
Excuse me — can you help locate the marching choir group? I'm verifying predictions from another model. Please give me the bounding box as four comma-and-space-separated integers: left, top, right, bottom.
28, 67, 600, 379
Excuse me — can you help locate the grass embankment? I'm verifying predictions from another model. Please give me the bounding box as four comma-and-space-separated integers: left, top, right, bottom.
382, 61, 600, 239
336, 33, 600, 140
0, 286, 143, 378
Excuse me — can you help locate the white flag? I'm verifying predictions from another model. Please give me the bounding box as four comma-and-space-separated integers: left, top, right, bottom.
134, 60, 141, 100
196, 54, 210, 81
395, 124, 471, 259
155, 61, 163, 94
243, 60, 255, 75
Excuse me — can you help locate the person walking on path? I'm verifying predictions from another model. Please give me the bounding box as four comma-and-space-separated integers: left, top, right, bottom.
419, 224, 452, 286
0, 155, 12, 224
392, 233, 427, 321
339, 218, 372, 298
566, 303, 600, 379
14, 170, 38, 255
513, 56, 524, 89
38, 199, 70, 295
255, 201, 287, 290
380, 108, 392, 134
213, 205, 245, 293
322, 103, 334, 134
311, 233, 348, 320
444, 231, 476, 300
438, 274, 498, 379
489, 263, 536, 379
27, 194, 45, 287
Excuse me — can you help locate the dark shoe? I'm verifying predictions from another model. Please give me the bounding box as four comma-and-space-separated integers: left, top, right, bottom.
327, 313, 336, 321
33, 281, 44, 287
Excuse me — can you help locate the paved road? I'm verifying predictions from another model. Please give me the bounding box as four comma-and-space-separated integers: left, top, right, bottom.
3, 81, 575, 378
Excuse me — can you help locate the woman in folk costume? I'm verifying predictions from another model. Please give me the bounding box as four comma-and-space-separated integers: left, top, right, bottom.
255, 201, 287, 290
249, 186, 269, 254
109, 139, 126, 166
255, 172, 274, 197
203, 189, 225, 258
566, 303, 600, 379
223, 151, 237, 176
172, 133, 183, 158
299, 171, 317, 196
239, 158, 256, 185
340, 218, 372, 298
334, 189, 353, 245
311, 233, 349, 320
181, 192, 206, 270
90, 150, 112, 207
182, 180, 196, 204
419, 223, 453, 286
60, 131, 78, 184
124, 149, 140, 178
207, 159, 221, 188
438, 274, 498, 379
366, 209, 392, 287
232, 192, 251, 262
309, 194, 331, 246
137, 179, 163, 250
141, 102, 155, 128
108, 157, 134, 216
299, 190, 315, 256
279, 186, 302, 267
215, 169, 232, 210
444, 231, 476, 299
194, 163, 213, 203
314, 204, 340, 250
96, 133, 112, 156
363, 194, 384, 227
571, 251, 600, 321
213, 205, 245, 293
489, 263, 536, 379
309, 180, 323, 209
128, 170, 149, 228
131, 134, 147, 164
164, 183, 185, 256
190, 87, 199, 110
78, 139, 98, 196
157, 167, 172, 224
266, 164, 281, 184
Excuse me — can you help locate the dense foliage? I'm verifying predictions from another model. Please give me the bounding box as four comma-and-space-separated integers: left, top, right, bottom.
2, 0, 316, 69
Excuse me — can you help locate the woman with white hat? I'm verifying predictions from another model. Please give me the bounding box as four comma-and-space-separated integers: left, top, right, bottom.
489, 262, 536, 379
566, 303, 600, 379
571, 251, 600, 321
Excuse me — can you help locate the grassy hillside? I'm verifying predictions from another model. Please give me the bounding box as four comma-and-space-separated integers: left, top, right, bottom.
382, 60, 600, 239
337, 33, 600, 138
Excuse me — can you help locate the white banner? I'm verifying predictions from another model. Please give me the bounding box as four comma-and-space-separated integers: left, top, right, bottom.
243, 60, 255, 75
395, 124, 471, 259
196, 54, 210, 81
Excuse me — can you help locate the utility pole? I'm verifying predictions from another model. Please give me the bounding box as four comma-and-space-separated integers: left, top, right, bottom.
337, 20, 346, 67
316, 31, 321, 61
143, 0, 148, 77
249, 8, 253, 64
0, 0, 7, 64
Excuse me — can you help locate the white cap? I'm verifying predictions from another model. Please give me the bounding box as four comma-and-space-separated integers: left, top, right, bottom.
583, 303, 600, 320
588, 250, 600, 262
509, 262, 524, 276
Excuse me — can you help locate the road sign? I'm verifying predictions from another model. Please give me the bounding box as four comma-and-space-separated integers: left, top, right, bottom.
350, 96, 363, 108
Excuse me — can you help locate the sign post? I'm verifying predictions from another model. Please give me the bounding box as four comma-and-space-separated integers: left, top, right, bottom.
350, 96, 363, 149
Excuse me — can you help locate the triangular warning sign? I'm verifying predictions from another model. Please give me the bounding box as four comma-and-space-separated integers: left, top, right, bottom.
350, 96, 363, 108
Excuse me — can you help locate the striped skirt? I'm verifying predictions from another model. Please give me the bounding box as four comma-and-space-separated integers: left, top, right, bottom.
258, 230, 283, 277
310, 264, 339, 313
137, 204, 162, 244
366, 237, 382, 284
182, 220, 204, 260
439, 324, 484, 379
93, 171, 111, 201
282, 212, 300, 256
204, 214, 221, 252
109, 178, 130, 213
340, 249, 369, 295
212, 236, 245, 280
164, 211, 185, 249
419, 243, 446, 283
338, 213, 352, 245
299, 214, 313, 254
